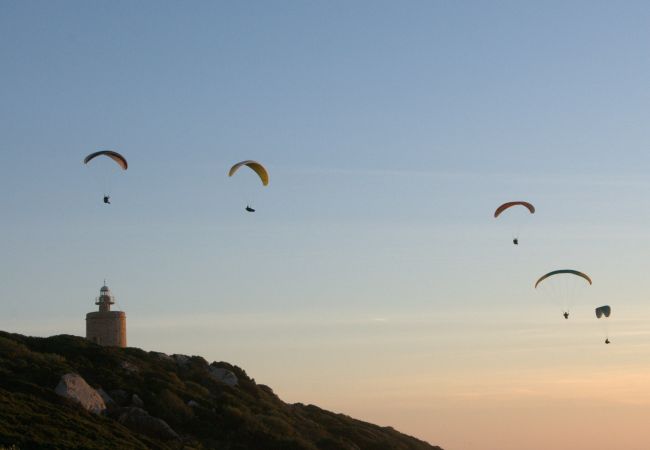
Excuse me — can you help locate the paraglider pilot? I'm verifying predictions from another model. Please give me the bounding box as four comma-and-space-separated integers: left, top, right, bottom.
83, 151, 127, 206
229, 160, 268, 213
605, 338, 610, 344
513, 238, 518, 245
563, 311, 569, 320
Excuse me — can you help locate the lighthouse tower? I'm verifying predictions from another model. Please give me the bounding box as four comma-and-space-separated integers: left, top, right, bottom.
86, 284, 127, 347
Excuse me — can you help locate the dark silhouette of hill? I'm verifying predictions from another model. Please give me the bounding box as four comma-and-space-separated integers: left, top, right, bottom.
0, 331, 442, 450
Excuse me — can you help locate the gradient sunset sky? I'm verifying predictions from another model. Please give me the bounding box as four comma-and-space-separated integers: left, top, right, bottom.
3, 2, 650, 449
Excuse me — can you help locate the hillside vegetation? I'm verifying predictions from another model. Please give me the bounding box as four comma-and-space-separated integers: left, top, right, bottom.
0, 331, 441, 450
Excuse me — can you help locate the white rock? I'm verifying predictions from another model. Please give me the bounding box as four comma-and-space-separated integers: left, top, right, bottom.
55, 373, 106, 414
209, 367, 238, 387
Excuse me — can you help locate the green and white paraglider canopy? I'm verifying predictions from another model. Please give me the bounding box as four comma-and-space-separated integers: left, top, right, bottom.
534, 269, 592, 289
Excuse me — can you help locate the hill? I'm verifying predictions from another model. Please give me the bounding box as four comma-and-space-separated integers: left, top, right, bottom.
0, 331, 442, 450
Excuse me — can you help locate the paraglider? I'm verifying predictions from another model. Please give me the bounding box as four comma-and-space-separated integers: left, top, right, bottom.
494, 201, 535, 245
83, 150, 127, 204
228, 160, 268, 211
596, 305, 612, 344
535, 269, 592, 319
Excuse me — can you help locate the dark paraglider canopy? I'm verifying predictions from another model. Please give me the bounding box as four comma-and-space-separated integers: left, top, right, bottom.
494, 201, 535, 218
534, 269, 592, 289
595, 305, 611, 319
83, 150, 128, 170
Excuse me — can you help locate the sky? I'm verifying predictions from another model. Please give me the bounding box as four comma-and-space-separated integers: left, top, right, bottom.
2, 1, 650, 449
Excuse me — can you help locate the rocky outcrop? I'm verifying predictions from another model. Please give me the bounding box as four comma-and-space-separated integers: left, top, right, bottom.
150, 351, 173, 362
209, 366, 238, 387
55, 373, 106, 414
131, 393, 144, 408
113, 407, 179, 441
108, 389, 129, 405
1, 331, 443, 450
172, 354, 190, 366
120, 360, 139, 373
96, 388, 114, 406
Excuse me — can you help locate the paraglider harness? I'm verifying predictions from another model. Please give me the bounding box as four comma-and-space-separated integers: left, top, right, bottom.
563, 311, 569, 320
513, 238, 519, 245
103, 195, 111, 204
245, 205, 255, 213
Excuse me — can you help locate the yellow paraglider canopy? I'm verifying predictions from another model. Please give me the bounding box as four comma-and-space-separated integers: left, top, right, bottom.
228, 160, 269, 186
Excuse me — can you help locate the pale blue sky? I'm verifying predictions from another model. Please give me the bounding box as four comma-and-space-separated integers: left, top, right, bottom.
2, 2, 650, 449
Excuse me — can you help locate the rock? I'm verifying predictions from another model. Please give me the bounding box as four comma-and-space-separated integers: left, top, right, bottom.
96, 388, 114, 406
108, 389, 129, 405
192, 356, 209, 367
115, 407, 179, 441
120, 360, 139, 373
150, 351, 173, 362
55, 373, 106, 414
258, 384, 275, 396
209, 366, 238, 387
131, 393, 144, 408
172, 354, 190, 366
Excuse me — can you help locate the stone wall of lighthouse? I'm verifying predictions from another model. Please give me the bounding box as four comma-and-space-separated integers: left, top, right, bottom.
85, 284, 127, 347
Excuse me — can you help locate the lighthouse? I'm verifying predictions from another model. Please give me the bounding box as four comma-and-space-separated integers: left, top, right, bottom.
85, 284, 127, 347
